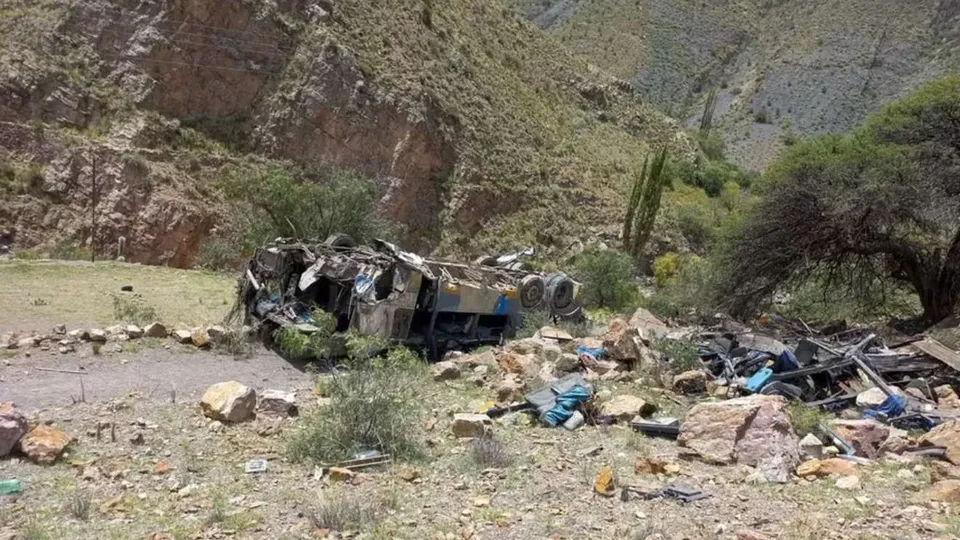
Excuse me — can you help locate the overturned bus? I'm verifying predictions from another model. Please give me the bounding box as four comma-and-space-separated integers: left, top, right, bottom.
235, 236, 581, 357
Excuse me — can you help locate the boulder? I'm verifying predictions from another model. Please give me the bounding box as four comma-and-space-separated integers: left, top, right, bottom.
799, 433, 824, 460
452, 350, 497, 369
679, 395, 799, 482
173, 329, 193, 344
831, 419, 890, 459
930, 461, 960, 482
191, 329, 211, 348
200, 381, 257, 423
88, 329, 107, 342
536, 326, 573, 343
921, 480, 960, 502
18, 425, 71, 464
672, 370, 707, 394
431, 361, 461, 382
207, 325, 227, 340
627, 307, 669, 343
451, 413, 492, 438
505, 338, 545, 356
495, 375, 525, 403
733, 395, 800, 483
328, 467, 356, 482
796, 458, 856, 478
600, 395, 655, 422
920, 421, 960, 465
593, 360, 622, 375
556, 353, 581, 373
537, 362, 559, 384
0, 403, 28, 457
1, 332, 16, 349
105, 325, 125, 335
16, 336, 37, 349
498, 352, 539, 379
880, 426, 910, 455
125, 325, 144, 339
144, 322, 168, 338
936, 385, 960, 410
541, 344, 562, 364
258, 389, 298, 417
602, 319, 643, 363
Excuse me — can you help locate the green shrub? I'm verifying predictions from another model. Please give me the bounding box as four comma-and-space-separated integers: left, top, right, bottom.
111, 294, 158, 326
49, 239, 92, 261
221, 165, 394, 251
196, 236, 242, 272
571, 249, 637, 310
788, 401, 833, 436
287, 345, 426, 463
652, 338, 701, 372
653, 252, 680, 287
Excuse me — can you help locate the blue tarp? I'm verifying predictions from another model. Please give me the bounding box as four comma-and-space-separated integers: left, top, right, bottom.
864, 395, 906, 420
541, 385, 592, 427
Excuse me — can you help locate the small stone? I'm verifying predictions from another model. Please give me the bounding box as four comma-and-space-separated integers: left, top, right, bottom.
16, 337, 36, 349
191, 329, 211, 348
53, 324, 66, 335
452, 413, 492, 438
796, 458, 856, 478
173, 329, 193, 344
473, 497, 491, 508
328, 467, 355, 482
129, 432, 145, 445
206, 325, 227, 340
125, 325, 144, 339
431, 361, 461, 381
397, 467, 421, 482
154, 460, 172, 475
67, 329, 82, 339
555, 353, 581, 373
144, 322, 168, 338
799, 433, 824, 460
835, 475, 861, 490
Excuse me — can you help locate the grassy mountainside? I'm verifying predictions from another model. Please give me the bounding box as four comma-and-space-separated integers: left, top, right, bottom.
0, 0, 695, 266
519, 0, 960, 170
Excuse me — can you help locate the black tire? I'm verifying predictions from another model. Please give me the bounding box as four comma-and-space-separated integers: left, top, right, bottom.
545, 273, 575, 311
324, 233, 357, 248
518, 275, 545, 309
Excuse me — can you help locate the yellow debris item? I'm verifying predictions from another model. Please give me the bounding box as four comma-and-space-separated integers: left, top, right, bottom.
594, 465, 617, 497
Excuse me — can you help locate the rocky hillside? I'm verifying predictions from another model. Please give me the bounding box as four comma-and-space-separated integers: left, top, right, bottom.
0, 0, 694, 266
519, 0, 960, 170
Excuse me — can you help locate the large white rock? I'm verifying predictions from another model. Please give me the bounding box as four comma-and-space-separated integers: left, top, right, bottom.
200, 381, 257, 423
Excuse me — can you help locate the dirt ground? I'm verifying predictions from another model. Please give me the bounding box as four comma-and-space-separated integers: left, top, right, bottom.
1, 342, 958, 540
1, 262, 959, 540
0, 260, 235, 334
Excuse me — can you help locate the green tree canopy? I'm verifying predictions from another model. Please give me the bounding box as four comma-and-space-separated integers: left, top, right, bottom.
723, 75, 960, 324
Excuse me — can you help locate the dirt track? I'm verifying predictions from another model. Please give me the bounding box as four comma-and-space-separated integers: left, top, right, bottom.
0, 345, 313, 410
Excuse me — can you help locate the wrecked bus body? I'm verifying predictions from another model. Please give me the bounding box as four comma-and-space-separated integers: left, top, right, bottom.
235, 237, 580, 357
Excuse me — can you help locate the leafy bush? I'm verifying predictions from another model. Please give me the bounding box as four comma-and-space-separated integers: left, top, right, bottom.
652, 338, 701, 372
220, 165, 394, 253
642, 254, 719, 321
653, 253, 680, 287
196, 236, 242, 272
272, 310, 338, 360
788, 401, 833, 436
287, 344, 426, 463
49, 239, 92, 261
571, 249, 637, 310
111, 294, 158, 326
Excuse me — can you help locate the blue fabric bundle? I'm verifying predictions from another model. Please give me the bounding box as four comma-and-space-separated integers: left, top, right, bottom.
541, 385, 592, 427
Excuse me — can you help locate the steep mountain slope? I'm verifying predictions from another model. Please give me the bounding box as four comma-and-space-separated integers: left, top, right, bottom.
519, 0, 960, 170
0, 0, 694, 266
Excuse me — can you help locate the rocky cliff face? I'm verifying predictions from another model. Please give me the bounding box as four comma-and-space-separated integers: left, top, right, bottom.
520, 0, 960, 170
0, 0, 693, 266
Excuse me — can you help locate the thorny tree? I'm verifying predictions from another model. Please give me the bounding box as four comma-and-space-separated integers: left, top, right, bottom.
725, 76, 960, 325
